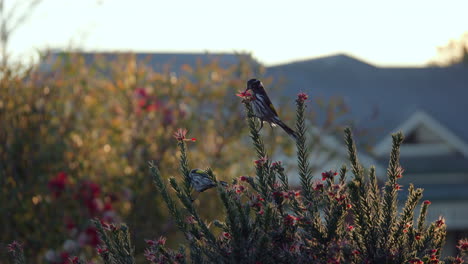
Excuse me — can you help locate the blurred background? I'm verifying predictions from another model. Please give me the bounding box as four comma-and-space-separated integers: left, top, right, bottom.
1, 0, 467, 262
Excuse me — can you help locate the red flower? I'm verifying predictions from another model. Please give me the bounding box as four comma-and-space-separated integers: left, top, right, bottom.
97, 246, 109, 255
346, 204, 352, 209
173, 128, 188, 141
222, 232, 231, 239
239, 176, 248, 182
236, 90, 253, 101
347, 225, 354, 232
409, 259, 424, 264
235, 185, 245, 194
313, 181, 324, 191
284, 214, 297, 226
424, 200, 432, 205
48, 171, 68, 198
395, 184, 403, 191
435, 216, 445, 228
186, 216, 196, 224
297, 92, 309, 103
157, 236, 166, 246
396, 166, 404, 178
321, 170, 338, 181
254, 157, 268, 166
457, 239, 468, 251
173, 128, 196, 142
352, 250, 360, 255
69, 256, 79, 264
7, 241, 22, 253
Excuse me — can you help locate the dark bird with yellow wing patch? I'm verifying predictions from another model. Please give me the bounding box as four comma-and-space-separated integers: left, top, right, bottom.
245, 79, 298, 140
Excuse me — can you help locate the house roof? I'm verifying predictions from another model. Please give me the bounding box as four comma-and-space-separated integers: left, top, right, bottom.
265, 53, 468, 146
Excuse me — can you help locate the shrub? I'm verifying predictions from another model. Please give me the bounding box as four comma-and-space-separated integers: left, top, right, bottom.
79, 92, 465, 263
7, 90, 468, 263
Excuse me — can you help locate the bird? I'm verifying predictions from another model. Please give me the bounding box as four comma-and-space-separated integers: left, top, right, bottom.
245, 79, 298, 140
189, 169, 227, 193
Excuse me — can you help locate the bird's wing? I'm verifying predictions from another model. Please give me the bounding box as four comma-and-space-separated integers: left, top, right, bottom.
258, 92, 279, 117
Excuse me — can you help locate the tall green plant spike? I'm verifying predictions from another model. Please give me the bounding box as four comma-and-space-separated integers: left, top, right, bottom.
295, 96, 313, 202
177, 140, 193, 196
381, 132, 404, 251
344, 128, 364, 182
417, 201, 430, 232
243, 101, 267, 158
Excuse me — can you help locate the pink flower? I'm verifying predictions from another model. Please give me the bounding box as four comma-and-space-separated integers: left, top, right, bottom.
173, 128, 188, 141
7, 241, 22, 253
239, 176, 248, 182
236, 90, 253, 101
396, 166, 404, 178
409, 259, 424, 264
321, 170, 338, 181
424, 200, 432, 205
157, 236, 166, 246
347, 225, 354, 232
313, 181, 324, 191
457, 239, 468, 251
97, 246, 108, 255
254, 157, 268, 166
173, 128, 196, 142
435, 216, 445, 228
297, 92, 309, 103
395, 184, 403, 191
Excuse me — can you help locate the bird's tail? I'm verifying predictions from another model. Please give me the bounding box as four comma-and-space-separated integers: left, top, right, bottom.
273, 118, 298, 141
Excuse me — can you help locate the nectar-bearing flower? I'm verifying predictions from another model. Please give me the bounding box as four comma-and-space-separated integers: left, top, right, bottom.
297, 92, 309, 103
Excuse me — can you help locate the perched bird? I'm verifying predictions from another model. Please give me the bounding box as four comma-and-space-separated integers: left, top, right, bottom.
245, 79, 298, 140
189, 169, 227, 193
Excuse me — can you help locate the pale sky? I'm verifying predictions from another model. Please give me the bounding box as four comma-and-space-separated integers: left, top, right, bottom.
9, 0, 468, 66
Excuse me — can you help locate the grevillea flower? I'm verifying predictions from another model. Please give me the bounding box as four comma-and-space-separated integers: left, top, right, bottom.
457, 239, 468, 251
313, 181, 324, 191
435, 216, 445, 228
173, 128, 196, 142
321, 170, 338, 181
347, 224, 354, 232
97, 246, 109, 255
157, 236, 166, 246
424, 200, 432, 205
297, 92, 309, 103
236, 90, 253, 101
395, 184, 403, 191
409, 259, 424, 264
271, 161, 284, 171
254, 157, 268, 166
239, 176, 248, 182
396, 165, 404, 178
7, 241, 22, 253
222, 232, 231, 239
173, 128, 187, 141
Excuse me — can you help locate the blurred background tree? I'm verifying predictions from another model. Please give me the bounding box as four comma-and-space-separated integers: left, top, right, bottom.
430, 32, 468, 66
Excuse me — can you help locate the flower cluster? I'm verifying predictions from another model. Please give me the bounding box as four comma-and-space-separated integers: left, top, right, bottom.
173, 128, 196, 142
